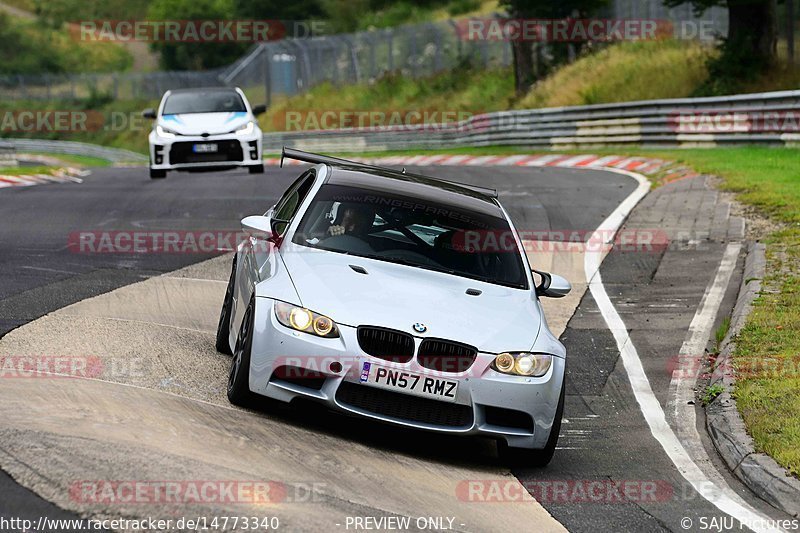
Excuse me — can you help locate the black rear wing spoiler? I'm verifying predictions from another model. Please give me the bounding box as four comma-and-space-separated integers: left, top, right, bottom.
280, 147, 498, 199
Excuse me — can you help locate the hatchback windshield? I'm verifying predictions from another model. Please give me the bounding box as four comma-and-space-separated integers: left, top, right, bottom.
292, 184, 528, 289
162, 91, 246, 115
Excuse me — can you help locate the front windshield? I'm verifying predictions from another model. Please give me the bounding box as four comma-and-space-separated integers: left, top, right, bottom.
292, 184, 528, 289
162, 91, 246, 115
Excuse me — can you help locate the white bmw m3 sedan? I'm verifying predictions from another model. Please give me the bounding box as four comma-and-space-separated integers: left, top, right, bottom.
144, 87, 265, 179
216, 149, 572, 466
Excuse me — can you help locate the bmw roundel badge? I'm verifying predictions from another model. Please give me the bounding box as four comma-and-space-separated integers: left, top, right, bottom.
413, 323, 427, 333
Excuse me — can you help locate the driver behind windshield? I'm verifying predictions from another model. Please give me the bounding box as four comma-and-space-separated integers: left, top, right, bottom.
327, 205, 374, 237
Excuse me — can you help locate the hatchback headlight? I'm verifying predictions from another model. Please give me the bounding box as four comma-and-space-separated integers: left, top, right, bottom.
156, 125, 177, 139
493, 352, 552, 377
274, 301, 339, 338
235, 121, 255, 136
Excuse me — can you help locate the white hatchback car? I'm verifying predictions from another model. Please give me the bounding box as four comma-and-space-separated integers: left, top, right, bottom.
217, 149, 572, 466
143, 87, 265, 179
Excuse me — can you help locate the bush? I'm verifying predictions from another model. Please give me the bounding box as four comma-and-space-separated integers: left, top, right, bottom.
0, 13, 132, 74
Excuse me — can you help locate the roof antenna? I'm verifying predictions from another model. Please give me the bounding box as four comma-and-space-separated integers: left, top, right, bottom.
402, 167, 407, 174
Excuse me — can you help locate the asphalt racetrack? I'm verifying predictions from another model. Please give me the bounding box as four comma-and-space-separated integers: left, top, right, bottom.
0, 164, 792, 532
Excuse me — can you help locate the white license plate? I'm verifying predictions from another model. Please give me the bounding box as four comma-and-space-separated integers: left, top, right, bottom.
193, 143, 218, 153
359, 363, 458, 403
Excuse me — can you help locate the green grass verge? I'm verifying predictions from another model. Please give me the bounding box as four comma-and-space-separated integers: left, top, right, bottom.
734, 233, 800, 476
25, 152, 113, 167
0, 165, 52, 175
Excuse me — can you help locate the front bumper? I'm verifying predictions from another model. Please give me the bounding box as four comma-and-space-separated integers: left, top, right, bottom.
148, 130, 262, 170
248, 298, 565, 450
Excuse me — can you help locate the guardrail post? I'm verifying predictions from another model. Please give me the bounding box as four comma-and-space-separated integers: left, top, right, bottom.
447, 20, 463, 62
263, 48, 272, 108
17, 75, 25, 100
387, 29, 394, 71
788, 0, 796, 64
368, 33, 377, 79
409, 27, 418, 78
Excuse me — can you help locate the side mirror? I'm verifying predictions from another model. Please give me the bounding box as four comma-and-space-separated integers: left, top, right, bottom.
252, 104, 267, 115
142, 108, 157, 119
241, 215, 274, 240
533, 269, 571, 298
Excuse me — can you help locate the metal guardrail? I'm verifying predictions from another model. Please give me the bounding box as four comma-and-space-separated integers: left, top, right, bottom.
5, 139, 147, 163
4, 91, 797, 164
262, 90, 800, 152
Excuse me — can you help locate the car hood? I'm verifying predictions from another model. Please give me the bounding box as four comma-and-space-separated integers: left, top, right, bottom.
279, 242, 541, 353
158, 112, 250, 135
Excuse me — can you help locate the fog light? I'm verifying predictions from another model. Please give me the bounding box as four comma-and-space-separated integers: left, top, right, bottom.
495, 353, 514, 373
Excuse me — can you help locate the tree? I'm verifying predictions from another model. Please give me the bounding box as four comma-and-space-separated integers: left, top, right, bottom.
147, 0, 249, 71
233, 0, 324, 19
499, 0, 609, 97
663, 0, 778, 93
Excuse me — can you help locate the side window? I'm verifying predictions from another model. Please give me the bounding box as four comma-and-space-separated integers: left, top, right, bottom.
272, 170, 316, 236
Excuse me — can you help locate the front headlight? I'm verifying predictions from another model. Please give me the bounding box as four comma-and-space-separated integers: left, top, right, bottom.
274, 301, 339, 338
492, 352, 552, 377
156, 125, 177, 139
235, 121, 255, 136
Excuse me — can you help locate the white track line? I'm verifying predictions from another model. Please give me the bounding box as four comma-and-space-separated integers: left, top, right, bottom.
161, 276, 227, 284
584, 169, 780, 533
667, 243, 772, 524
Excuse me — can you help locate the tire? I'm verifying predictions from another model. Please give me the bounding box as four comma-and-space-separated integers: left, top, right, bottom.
150, 168, 167, 179
248, 164, 264, 174
215, 256, 236, 355
227, 298, 256, 407
499, 379, 565, 468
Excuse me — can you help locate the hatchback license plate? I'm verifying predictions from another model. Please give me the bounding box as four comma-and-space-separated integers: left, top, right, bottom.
193, 143, 218, 153
359, 362, 458, 402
